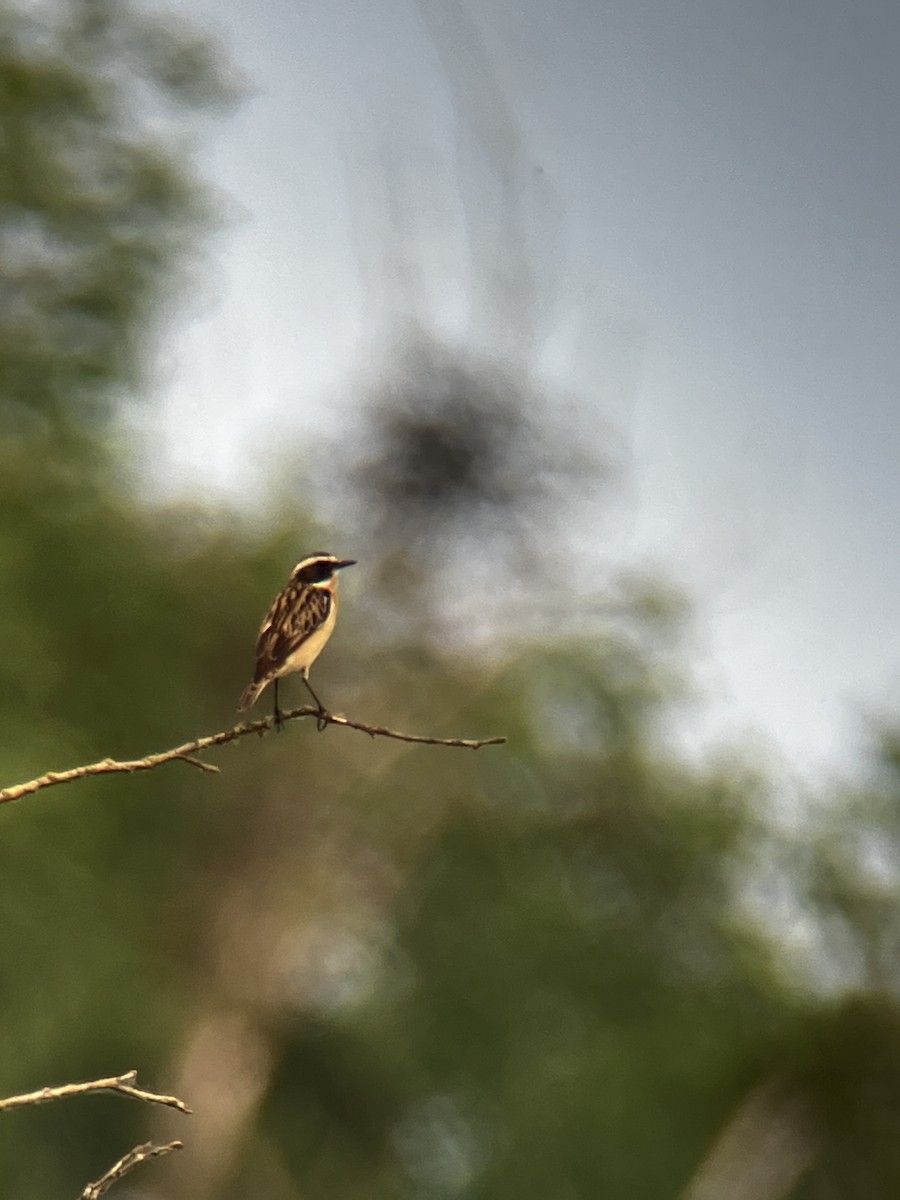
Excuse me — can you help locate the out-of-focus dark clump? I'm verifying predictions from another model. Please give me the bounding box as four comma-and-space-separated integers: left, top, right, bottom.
323, 325, 617, 653
349, 328, 608, 557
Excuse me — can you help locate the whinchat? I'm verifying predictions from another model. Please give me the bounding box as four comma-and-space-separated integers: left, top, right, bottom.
238, 552, 356, 727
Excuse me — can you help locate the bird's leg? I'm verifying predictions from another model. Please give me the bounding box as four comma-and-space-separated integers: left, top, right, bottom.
273, 677, 284, 733
302, 674, 328, 732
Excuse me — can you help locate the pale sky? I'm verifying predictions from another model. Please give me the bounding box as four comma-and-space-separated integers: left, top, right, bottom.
136, 0, 900, 783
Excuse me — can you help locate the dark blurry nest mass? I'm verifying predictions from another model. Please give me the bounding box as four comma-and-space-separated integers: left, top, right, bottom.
344, 331, 612, 569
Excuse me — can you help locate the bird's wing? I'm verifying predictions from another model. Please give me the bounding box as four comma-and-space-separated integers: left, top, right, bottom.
251, 584, 331, 682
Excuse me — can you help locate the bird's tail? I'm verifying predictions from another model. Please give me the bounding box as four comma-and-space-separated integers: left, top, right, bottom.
238, 677, 268, 712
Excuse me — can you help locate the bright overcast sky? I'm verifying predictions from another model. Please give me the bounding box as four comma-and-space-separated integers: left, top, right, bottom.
139, 0, 900, 784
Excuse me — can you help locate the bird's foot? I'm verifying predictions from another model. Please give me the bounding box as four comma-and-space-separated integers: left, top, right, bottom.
315, 707, 328, 733
274, 706, 285, 733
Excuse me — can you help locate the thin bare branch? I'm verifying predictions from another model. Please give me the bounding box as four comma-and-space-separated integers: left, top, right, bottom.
0, 1070, 191, 1114
0, 707, 506, 807
0, 751, 220, 807
319, 708, 507, 748
78, 1140, 183, 1199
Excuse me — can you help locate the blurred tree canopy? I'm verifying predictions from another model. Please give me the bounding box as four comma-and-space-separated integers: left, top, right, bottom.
0, 0, 231, 442
3, 3, 900, 1200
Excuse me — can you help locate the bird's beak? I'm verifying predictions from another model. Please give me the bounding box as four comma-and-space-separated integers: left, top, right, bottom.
334, 559, 357, 570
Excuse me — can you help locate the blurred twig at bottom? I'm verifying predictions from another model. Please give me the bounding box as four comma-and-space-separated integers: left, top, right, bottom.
0, 1071, 188, 1199
79, 1140, 183, 1200
0, 707, 507, 807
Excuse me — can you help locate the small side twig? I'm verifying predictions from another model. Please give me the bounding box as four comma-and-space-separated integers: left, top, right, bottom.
0, 707, 507, 807
0, 1070, 190, 1114
78, 1140, 183, 1200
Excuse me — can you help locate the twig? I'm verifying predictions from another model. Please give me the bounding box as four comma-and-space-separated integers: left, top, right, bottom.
318, 709, 507, 749
78, 1140, 183, 1199
0, 1070, 191, 1114
0, 707, 506, 807
0, 1073, 190, 1198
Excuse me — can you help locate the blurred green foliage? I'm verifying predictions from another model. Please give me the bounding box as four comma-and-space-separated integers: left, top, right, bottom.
0, 0, 232, 440
3, 4, 900, 1200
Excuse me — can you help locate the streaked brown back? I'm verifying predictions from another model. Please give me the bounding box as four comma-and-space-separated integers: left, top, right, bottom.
251, 583, 332, 685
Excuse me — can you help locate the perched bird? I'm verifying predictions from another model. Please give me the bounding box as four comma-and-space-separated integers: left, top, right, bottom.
238, 553, 356, 728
